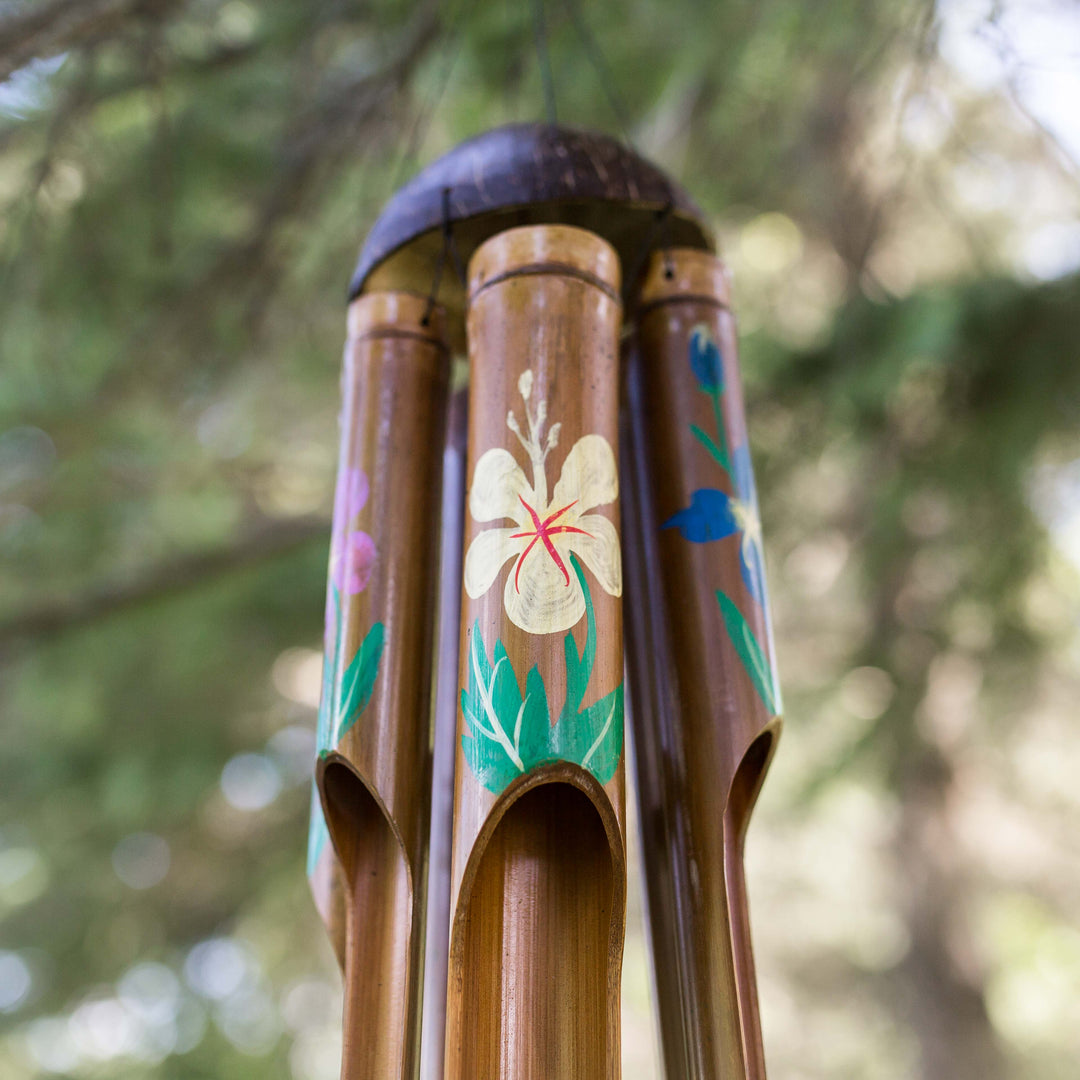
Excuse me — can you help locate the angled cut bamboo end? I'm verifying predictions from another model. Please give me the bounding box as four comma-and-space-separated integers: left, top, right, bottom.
308, 289, 450, 1080
623, 248, 782, 1079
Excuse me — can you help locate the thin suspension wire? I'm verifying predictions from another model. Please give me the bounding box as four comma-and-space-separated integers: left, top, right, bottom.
388, 0, 476, 197
563, 0, 633, 147
421, 187, 467, 327
624, 200, 676, 299
532, 0, 558, 124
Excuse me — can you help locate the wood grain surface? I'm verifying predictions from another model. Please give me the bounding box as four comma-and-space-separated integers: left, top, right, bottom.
623, 249, 782, 1079
445, 225, 627, 1080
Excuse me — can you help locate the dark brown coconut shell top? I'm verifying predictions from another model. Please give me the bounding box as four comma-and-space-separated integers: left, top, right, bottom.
349, 123, 713, 345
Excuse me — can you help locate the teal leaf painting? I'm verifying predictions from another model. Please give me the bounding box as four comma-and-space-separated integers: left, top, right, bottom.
716, 590, 778, 715
552, 555, 623, 784
460, 554, 624, 794
335, 620, 385, 743
315, 587, 339, 755
689, 423, 730, 472
460, 624, 551, 793
309, 618, 386, 879
306, 786, 330, 877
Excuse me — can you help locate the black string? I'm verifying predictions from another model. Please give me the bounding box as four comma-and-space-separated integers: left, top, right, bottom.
563, 0, 632, 147
422, 187, 467, 326
624, 200, 675, 297
532, 0, 558, 124
660, 206, 676, 279
388, 0, 476, 198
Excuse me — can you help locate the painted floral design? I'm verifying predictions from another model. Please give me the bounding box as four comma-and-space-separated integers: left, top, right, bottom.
329, 467, 376, 598
308, 464, 385, 878
463, 369, 622, 636
662, 324, 780, 715
461, 553, 623, 794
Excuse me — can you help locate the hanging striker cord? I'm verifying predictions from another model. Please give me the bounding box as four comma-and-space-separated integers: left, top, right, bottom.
421, 187, 467, 327
623, 199, 676, 302
563, 0, 632, 147
532, 0, 558, 124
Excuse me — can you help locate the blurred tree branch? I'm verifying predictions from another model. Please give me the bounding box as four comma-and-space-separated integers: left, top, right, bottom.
0, 518, 326, 645
0, 0, 181, 81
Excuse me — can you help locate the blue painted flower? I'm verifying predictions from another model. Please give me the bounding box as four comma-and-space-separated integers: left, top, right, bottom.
663, 443, 769, 609
689, 325, 723, 393
663, 488, 738, 542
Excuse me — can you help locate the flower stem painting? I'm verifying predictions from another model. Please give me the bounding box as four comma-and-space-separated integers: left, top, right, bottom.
663, 324, 780, 714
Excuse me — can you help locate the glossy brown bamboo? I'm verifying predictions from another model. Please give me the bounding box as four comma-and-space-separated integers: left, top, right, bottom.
623, 249, 782, 1079
445, 225, 627, 1080
419, 386, 467, 1080
310, 291, 450, 1080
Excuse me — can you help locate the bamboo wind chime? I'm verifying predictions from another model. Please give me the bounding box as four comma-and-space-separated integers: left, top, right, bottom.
307, 125, 783, 1080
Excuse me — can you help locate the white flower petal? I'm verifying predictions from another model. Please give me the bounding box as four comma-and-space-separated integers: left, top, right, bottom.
568, 514, 622, 598
551, 434, 618, 514
464, 527, 521, 599
469, 448, 531, 523
503, 541, 585, 635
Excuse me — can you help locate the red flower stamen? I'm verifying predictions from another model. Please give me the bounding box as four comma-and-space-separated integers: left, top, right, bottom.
511, 496, 593, 592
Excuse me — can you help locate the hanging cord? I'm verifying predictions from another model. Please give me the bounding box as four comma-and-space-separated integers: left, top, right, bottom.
563, 0, 633, 147
623, 199, 676, 299
388, 0, 477, 199
660, 206, 676, 280
532, 0, 558, 124
422, 187, 468, 327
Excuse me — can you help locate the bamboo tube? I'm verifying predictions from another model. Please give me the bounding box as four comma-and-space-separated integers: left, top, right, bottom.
622, 249, 782, 1079
308, 291, 450, 1080
445, 225, 627, 1080
419, 386, 467, 1080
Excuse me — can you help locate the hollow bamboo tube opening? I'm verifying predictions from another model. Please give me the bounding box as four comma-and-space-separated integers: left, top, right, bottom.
624, 248, 781, 1079
457, 780, 617, 1077
313, 289, 449, 1080
446, 225, 626, 1080
323, 763, 414, 1079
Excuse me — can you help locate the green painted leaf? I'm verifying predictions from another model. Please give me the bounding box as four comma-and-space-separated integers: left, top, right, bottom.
517, 663, 557, 771
335, 620, 385, 743
315, 587, 339, 753
460, 721, 520, 795
716, 590, 777, 715
552, 683, 623, 785
563, 555, 598, 716
458, 559, 625, 795
460, 621, 551, 793
306, 784, 329, 878
555, 555, 624, 786
690, 422, 731, 473
580, 686, 624, 784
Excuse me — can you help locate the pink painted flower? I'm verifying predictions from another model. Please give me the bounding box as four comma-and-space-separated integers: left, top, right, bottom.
328, 466, 376, 600
333, 466, 369, 525
334, 530, 377, 594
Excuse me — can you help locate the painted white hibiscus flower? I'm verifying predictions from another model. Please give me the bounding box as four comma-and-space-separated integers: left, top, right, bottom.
463, 369, 622, 635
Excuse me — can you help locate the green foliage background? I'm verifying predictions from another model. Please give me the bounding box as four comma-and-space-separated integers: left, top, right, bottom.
1, 1, 1078, 1078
